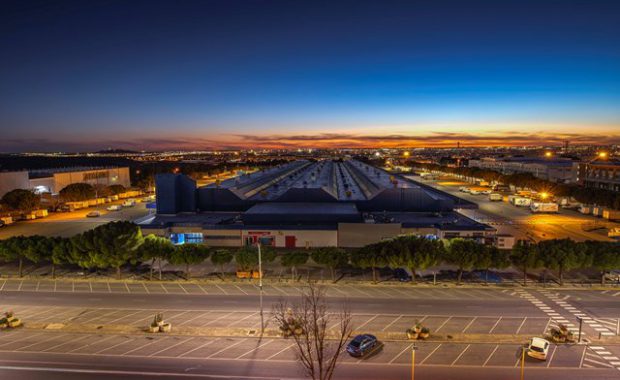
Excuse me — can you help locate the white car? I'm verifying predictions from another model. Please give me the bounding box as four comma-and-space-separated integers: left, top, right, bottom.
122, 200, 136, 207
106, 205, 122, 211
86, 211, 101, 218
527, 337, 550, 360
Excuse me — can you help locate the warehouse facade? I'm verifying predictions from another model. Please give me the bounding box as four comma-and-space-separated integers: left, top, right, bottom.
143, 159, 494, 248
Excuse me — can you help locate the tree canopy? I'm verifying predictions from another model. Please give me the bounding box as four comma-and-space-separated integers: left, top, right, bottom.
1, 189, 40, 212
59, 183, 96, 201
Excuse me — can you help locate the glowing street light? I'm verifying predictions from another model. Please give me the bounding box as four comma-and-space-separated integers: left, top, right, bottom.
540, 192, 549, 200
544, 151, 552, 158
403, 151, 410, 158
598, 151, 608, 159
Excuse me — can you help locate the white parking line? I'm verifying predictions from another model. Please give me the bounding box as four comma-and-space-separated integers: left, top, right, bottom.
0, 279, 6, 291
16, 333, 65, 351
488, 317, 502, 334
482, 345, 500, 367
356, 315, 379, 330
461, 317, 477, 333
201, 311, 237, 327
95, 338, 136, 354
419, 344, 442, 365
236, 339, 274, 359
42, 335, 92, 352
149, 337, 194, 357
265, 343, 295, 360
381, 315, 403, 332
0, 332, 47, 348
225, 312, 259, 328
122, 337, 167, 355
546, 345, 558, 368
435, 317, 452, 332
213, 283, 228, 295
389, 343, 413, 364
451, 344, 470, 365
178, 338, 221, 357
206, 339, 245, 358
67, 335, 118, 353
178, 284, 190, 294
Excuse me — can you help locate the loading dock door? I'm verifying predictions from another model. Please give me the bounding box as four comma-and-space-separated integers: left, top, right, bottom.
285, 236, 296, 248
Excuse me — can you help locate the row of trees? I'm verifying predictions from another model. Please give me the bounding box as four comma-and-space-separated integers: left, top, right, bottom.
412, 161, 620, 210
0, 184, 128, 213
1, 223, 619, 284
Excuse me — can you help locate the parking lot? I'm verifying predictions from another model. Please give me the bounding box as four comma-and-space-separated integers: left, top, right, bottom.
0, 278, 525, 300
2, 302, 551, 336
0, 330, 616, 371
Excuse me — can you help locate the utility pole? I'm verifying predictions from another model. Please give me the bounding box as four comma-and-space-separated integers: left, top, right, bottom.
577, 317, 583, 343
411, 342, 418, 380
520, 345, 525, 380
257, 241, 264, 333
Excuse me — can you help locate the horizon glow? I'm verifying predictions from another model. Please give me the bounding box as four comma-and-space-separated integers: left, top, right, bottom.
1, 0, 619, 152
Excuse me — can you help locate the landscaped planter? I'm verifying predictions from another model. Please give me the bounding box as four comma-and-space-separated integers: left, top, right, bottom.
160, 323, 172, 333
148, 325, 159, 333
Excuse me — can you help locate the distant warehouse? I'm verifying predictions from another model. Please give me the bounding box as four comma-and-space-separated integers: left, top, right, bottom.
0, 167, 130, 197
143, 159, 494, 248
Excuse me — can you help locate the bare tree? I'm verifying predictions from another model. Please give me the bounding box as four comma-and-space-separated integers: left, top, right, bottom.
272, 284, 352, 380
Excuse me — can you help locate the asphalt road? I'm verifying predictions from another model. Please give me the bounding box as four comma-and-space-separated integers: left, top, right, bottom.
409, 175, 616, 242
0, 203, 151, 239
0, 289, 544, 317
1, 286, 620, 379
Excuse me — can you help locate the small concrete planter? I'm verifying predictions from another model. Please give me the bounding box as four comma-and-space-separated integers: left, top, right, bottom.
148, 325, 159, 333
160, 323, 172, 333
406, 330, 418, 340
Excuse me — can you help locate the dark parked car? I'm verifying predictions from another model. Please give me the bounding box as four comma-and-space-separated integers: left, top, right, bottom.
346, 334, 378, 357
393, 268, 412, 282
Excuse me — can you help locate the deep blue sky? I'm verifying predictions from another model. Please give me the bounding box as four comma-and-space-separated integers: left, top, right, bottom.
1, 0, 619, 151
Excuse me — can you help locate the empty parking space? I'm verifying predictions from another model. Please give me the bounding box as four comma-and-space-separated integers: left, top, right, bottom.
422, 343, 470, 365
0, 330, 609, 371
453, 344, 498, 366
4, 302, 549, 337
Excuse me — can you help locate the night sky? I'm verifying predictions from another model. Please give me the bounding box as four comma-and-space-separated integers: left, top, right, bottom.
1, 0, 619, 152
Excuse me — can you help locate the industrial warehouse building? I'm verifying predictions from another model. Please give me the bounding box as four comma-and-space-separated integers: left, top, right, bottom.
143, 159, 495, 248
0, 167, 131, 197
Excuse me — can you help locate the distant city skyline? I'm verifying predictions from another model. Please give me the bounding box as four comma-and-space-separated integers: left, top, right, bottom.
1, 0, 619, 152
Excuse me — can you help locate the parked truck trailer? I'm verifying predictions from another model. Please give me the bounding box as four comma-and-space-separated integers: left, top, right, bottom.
530, 202, 559, 213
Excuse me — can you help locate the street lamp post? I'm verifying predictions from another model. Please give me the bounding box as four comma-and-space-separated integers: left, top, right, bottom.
257, 241, 264, 333
411, 342, 418, 380
577, 316, 583, 343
